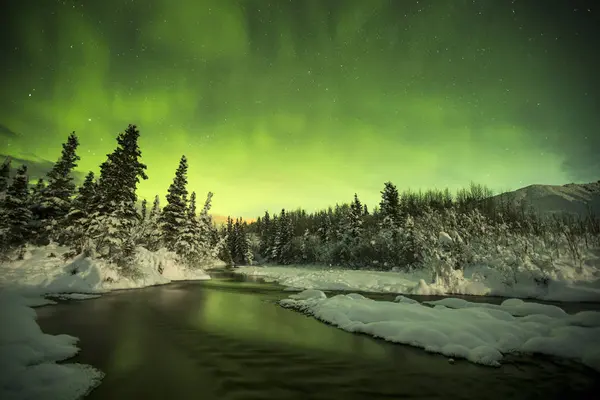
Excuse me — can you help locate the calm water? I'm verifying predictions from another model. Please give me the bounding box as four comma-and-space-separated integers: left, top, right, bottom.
36, 272, 600, 400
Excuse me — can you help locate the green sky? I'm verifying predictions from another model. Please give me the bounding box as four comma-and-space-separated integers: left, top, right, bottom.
1, 0, 598, 218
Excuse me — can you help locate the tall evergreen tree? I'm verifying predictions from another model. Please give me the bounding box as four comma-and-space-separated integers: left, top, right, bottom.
96, 125, 148, 212
38, 132, 80, 242
160, 155, 188, 251
64, 171, 97, 253
0, 157, 10, 195
2, 165, 33, 249
259, 210, 271, 256
379, 181, 401, 227
29, 178, 46, 240
175, 190, 203, 265
348, 193, 364, 239
140, 199, 148, 222
87, 125, 148, 262
142, 195, 163, 251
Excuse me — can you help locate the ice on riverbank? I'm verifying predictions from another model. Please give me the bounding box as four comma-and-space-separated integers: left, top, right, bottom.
281, 290, 600, 372
236, 258, 600, 302
0, 290, 104, 400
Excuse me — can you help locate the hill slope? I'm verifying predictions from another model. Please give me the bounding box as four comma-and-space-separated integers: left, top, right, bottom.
493, 181, 600, 217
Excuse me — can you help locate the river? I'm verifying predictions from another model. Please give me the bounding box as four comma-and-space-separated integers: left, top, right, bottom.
36, 270, 600, 400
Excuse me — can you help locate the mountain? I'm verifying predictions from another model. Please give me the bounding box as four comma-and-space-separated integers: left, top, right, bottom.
493, 181, 600, 218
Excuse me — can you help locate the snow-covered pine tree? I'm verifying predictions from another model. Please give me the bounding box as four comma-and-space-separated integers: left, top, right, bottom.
300, 228, 310, 262
191, 191, 216, 260
232, 218, 244, 264
0, 157, 11, 197
96, 125, 148, 213
29, 178, 46, 242
174, 191, 204, 266
37, 132, 80, 243
2, 165, 33, 251
348, 193, 364, 240
379, 181, 401, 227
244, 226, 254, 265
140, 199, 148, 222
142, 195, 163, 251
87, 125, 148, 263
259, 210, 270, 257
64, 171, 97, 254
160, 155, 188, 252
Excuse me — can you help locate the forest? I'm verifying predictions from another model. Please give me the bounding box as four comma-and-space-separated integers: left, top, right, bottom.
1, 125, 599, 287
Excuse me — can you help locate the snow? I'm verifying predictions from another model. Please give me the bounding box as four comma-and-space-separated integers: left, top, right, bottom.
281, 289, 600, 371
0, 243, 221, 399
0, 290, 104, 400
0, 244, 218, 296
494, 181, 600, 217
236, 254, 600, 302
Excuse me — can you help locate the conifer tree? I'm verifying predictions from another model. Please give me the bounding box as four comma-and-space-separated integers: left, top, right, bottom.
259, 211, 271, 257
174, 191, 198, 264
160, 155, 188, 251
87, 125, 148, 262
0, 157, 10, 195
140, 199, 148, 222
2, 165, 33, 249
38, 132, 80, 242
348, 193, 364, 239
143, 195, 163, 251
380, 181, 401, 227
96, 125, 148, 212
64, 171, 97, 253
29, 178, 46, 242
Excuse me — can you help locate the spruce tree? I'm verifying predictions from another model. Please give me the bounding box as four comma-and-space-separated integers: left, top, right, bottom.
143, 195, 163, 251
380, 181, 401, 227
259, 210, 271, 257
88, 124, 148, 262
160, 155, 188, 252
0, 157, 11, 196
96, 125, 148, 212
175, 191, 204, 266
39, 132, 80, 242
3, 165, 33, 249
140, 199, 148, 222
348, 193, 364, 239
29, 178, 46, 242
64, 171, 97, 253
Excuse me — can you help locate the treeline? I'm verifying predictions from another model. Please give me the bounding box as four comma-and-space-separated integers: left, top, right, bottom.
0, 125, 222, 274
222, 181, 600, 278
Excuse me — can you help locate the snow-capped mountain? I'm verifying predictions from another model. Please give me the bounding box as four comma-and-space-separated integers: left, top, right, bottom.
494, 181, 600, 217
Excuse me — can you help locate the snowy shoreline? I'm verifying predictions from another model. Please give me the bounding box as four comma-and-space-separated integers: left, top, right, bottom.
280, 289, 600, 373
235, 261, 600, 303
0, 244, 220, 400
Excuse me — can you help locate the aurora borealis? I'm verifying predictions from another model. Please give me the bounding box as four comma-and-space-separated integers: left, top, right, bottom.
1, 0, 598, 218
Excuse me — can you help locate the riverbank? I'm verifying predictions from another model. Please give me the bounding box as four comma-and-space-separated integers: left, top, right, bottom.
281, 289, 600, 373
0, 244, 220, 400
235, 260, 600, 302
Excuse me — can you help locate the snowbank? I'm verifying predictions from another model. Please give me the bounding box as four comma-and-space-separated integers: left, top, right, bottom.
0, 290, 104, 399
0, 244, 218, 296
236, 259, 600, 302
281, 290, 600, 371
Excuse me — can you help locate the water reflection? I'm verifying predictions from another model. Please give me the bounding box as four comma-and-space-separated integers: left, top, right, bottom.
33, 277, 599, 400
196, 286, 388, 360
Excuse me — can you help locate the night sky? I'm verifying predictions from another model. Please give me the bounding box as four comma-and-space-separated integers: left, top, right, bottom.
1, 0, 599, 218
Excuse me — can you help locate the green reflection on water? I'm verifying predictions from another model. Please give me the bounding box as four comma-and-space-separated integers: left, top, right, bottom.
191, 280, 389, 360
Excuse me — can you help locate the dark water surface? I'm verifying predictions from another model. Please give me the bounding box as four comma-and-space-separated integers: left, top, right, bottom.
36, 272, 600, 400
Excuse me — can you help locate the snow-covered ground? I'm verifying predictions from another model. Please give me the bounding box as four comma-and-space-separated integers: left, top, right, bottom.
0, 244, 222, 400
235, 254, 600, 302
281, 290, 600, 372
